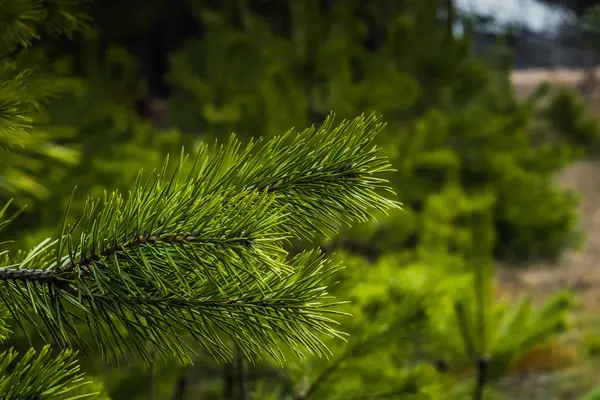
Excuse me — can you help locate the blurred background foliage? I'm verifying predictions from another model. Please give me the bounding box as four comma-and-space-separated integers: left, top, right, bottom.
4, 0, 600, 398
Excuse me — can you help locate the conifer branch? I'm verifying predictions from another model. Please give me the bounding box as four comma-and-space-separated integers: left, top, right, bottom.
0, 265, 56, 281
0, 114, 400, 365
0, 345, 94, 399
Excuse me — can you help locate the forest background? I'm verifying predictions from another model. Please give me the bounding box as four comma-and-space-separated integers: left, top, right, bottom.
6, 0, 600, 398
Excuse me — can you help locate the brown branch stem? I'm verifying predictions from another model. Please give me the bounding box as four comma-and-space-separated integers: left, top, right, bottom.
0, 233, 254, 284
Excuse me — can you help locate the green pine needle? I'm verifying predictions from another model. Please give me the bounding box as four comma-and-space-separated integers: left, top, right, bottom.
0, 345, 95, 399
0, 114, 400, 365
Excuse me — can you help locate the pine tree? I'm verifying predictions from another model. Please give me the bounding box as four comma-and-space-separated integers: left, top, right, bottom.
0, 1, 401, 398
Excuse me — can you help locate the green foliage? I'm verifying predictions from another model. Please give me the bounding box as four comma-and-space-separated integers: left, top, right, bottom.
429, 288, 573, 378
0, 2, 95, 396
0, 345, 93, 399
1, 3, 407, 396
0, 0, 89, 52
0, 0, 88, 147
583, 383, 600, 400
0, 113, 400, 396
0, 0, 88, 219
584, 332, 600, 356
44, 41, 183, 201
540, 86, 600, 152
2, 37, 186, 249
163, 0, 591, 264
1, 0, 597, 398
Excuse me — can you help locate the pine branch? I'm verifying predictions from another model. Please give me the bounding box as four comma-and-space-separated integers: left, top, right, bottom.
0, 345, 95, 399
227, 114, 400, 240
0, 114, 400, 365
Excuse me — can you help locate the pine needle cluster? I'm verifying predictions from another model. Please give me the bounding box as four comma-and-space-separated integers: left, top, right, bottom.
0, 115, 400, 368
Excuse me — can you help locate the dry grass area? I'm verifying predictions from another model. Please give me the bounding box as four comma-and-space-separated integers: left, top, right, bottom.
496, 159, 600, 309
489, 69, 600, 399
510, 68, 590, 98
498, 69, 600, 309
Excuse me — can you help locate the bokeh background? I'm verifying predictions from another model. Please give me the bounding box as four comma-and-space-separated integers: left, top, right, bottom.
7, 0, 600, 398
